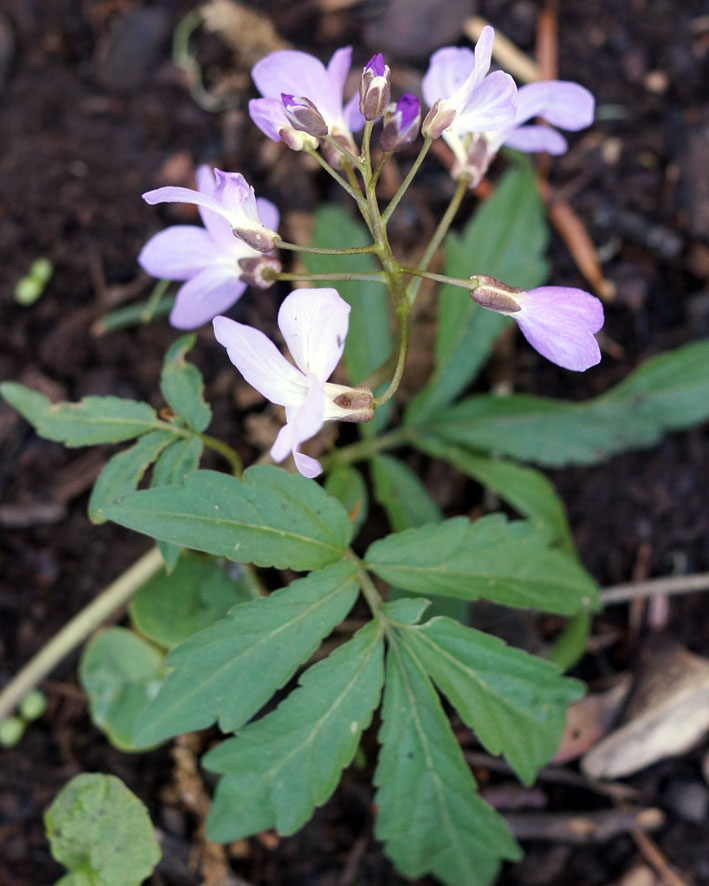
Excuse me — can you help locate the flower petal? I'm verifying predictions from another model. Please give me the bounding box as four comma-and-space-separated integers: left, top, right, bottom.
515, 286, 604, 372
515, 81, 595, 130
270, 375, 325, 470
343, 91, 366, 132
170, 267, 246, 330
142, 185, 227, 219
293, 450, 323, 479
255, 198, 280, 236
249, 97, 289, 141
456, 70, 517, 132
193, 166, 235, 245
252, 50, 340, 122
213, 316, 308, 406
277, 288, 350, 380
422, 46, 476, 108
138, 225, 220, 281
325, 46, 352, 106
503, 124, 568, 155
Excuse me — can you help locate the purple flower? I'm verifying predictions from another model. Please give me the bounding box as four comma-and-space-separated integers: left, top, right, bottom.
213, 289, 373, 478
471, 278, 604, 371
380, 94, 421, 152
249, 47, 365, 150
139, 166, 279, 329
423, 35, 594, 183
421, 26, 517, 140
360, 53, 391, 121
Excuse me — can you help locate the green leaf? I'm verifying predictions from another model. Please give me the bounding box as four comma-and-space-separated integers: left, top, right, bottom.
151, 435, 204, 569
133, 560, 360, 745
303, 204, 393, 435
204, 620, 384, 841
129, 552, 258, 648
419, 340, 709, 467
365, 516, 598, 615
406, 167, 548, 425
44, 773, 161, 886
160, 334, 211, 433
103, 465, 353, 571
375, 638, 520, 886
88, 430, 174, 524
0, 382, 164, 446
401, 617, 583, 784
414, 436, 574, 552
324, 463, 368, 537
371, 454, 442, 532
78, 628, 167, 752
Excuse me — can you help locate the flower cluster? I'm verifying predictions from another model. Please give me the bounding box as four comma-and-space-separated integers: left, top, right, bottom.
139, 26, 604, 475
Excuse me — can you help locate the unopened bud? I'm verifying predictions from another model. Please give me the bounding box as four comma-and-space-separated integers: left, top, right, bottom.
380, 94, 421, 152
359, 53, 391, 122
421, 99, 456, 139
238, 255, 281, 289
233, 225, 277, 254
324, 383, 374, 423
470, 275, 524, 314
281, 94, 328, 137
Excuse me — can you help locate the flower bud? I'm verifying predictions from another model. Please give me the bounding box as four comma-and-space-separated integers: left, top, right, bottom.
359, 53, 391, 122
470, 275, 523, 314
233, 225, 277, 254
238, 255, 281, 289
281, 94, 329, 137
323, 383, 374, 423
421, 98, 457, 139
380, 94, 421, 152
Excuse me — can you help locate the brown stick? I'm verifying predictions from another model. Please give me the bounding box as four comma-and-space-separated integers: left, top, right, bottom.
601, 572, 709, 605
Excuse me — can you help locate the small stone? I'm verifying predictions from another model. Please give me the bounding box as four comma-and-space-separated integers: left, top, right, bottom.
663, 778, 709, 824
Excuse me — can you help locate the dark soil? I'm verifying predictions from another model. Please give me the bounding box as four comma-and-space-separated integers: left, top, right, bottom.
1, 1, 708, 884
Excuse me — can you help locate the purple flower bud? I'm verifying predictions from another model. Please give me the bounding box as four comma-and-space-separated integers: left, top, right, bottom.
359, 53, 391, 122
380, 94, 421, 152
421, 98, 457, 139
281, 93, 329, 137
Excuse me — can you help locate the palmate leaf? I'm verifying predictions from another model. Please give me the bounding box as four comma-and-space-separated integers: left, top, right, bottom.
365, 516, 598, 615
150, 435, 204, 569
371, 454, 442, 532
133, 560, 360, 745
204, 620, 384, 841
0, 382, 164, 445
103, 465, 353, 571
88, 430, 174, 524
129, 552, 258, 649
375, 636, 521, 886
160, 334, 211, 433
44, 773, 161, 886
406, 165, 549, 425
414, 436, 575, 553
418, 340, 709, 467
400, 617, 584, 784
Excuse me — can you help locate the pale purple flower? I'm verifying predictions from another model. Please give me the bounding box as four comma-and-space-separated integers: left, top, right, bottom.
139, 167, 279, 329
421, 26, 517, 141
423, 34, 594, 183
213, 289, 373, 478
360, 53, 391, 121
471, 278, 604, 371
249, 47, 365, 150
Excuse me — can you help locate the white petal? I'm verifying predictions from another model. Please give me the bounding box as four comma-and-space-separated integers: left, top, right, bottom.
456, 71, 517, 132
515, 81, 595, 130
277, 288, 350, 380
422, 47, 475, 108
270, 375, 324, 465
170, 267, 246, 330
255, 198, 280, 236
212, 316, 308, 406
138, 226, 220, 281
503, 125, 568, 155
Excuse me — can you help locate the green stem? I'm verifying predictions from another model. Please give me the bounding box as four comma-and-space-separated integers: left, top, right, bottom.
381, 137, 433, 227
346, 551, 388, 624
0, 547, 165, 725
361, 120, 374, 179
371, 151, 392, 188
305, 147, 366, 208
275, 239, 379, 256
201, 434, 243, 477
274, 271, 386, 284
321, 429, 407, 470
401, 267, 480, 290
323, 134, 361, 167
406, 176, 468, 304
372, 297, 410, 408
